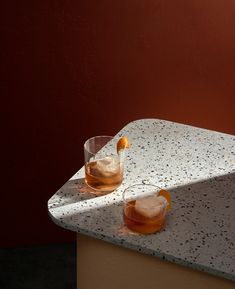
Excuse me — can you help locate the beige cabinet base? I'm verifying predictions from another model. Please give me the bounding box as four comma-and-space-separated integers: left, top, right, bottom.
77, 234, 234, 289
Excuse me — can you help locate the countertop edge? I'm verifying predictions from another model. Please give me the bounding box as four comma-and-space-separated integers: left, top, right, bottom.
48, 208, 235, 283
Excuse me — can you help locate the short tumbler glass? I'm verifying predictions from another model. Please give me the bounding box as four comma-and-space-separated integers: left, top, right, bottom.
84, 136, 123, 193
123, 184, 168, 234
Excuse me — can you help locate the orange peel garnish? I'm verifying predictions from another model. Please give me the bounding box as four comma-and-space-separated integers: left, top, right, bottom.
158, 189, 171, 211
117, 136, 130, 153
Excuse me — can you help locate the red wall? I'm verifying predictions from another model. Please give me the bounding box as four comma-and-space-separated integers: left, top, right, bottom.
2, 1, 235, 247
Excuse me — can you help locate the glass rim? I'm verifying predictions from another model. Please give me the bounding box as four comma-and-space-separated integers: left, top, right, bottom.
84, 135, 114, 155
122, 183, 162, 203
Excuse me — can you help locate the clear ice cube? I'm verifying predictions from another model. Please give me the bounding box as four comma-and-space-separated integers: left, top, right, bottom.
96, 156, 119, 177
135, 195, 166, 218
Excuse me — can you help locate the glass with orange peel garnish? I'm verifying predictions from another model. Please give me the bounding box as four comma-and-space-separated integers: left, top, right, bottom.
123, 184, 171, 234
84, 136, 130, 193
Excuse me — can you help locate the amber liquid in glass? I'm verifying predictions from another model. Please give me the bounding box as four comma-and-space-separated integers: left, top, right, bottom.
85, 160, 123, 192
123, 201, 166, 234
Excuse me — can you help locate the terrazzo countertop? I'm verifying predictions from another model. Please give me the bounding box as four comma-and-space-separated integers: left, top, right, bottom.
48, 119, 235, 281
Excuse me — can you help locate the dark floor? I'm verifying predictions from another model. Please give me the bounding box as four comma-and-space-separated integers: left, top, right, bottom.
0, 242, 76, 289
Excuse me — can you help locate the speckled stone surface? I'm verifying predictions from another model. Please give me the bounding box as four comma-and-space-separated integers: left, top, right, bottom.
48, 119, 235, 281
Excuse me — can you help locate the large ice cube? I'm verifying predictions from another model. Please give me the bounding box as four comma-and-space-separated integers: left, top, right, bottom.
135, 195, 167, 218
96, 156, 120, 177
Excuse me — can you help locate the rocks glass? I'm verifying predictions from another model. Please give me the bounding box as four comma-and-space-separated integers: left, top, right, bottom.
84, 136, 123, 193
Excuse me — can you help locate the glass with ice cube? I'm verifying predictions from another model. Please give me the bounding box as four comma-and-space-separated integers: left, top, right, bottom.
84, 136, 123, 193
123, 184, 169, 234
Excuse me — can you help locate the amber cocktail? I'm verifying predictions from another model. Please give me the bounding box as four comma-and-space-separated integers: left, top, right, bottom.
85, 156, 123, 192
84, 136, 126, 193
123, 184, 171, 234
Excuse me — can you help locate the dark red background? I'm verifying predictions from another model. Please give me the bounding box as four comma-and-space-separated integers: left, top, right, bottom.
1, 1, 235, 247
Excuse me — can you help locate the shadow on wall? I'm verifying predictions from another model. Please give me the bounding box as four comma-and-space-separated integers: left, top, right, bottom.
1, 0, 235, 247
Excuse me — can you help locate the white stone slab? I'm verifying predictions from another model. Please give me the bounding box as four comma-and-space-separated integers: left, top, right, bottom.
48, 119, 235, 281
